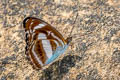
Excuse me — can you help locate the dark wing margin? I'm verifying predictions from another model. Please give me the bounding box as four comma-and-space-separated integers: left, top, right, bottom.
23, 17, 31, 28
23, 17, 39, 28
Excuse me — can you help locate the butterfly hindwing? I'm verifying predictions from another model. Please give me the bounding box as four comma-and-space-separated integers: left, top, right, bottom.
23, 17, 69, 69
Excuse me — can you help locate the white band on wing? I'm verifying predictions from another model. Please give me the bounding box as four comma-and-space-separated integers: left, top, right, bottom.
33, 23, 46, 32
42, 40, 53, 59
38, 33, 47, 39
32, 44, 43, 66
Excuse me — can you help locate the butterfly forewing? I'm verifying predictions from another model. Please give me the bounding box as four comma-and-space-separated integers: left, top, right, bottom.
23, 17, 68, 69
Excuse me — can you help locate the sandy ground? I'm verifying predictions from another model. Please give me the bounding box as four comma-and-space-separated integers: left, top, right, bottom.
0, 0, 120, 80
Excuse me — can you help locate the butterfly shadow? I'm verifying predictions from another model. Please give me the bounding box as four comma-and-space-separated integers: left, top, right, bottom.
40, 54, 82, 80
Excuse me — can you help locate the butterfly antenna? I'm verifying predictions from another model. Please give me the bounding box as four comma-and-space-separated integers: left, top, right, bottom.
69, 13, 78, 37
67, 13, 78, 44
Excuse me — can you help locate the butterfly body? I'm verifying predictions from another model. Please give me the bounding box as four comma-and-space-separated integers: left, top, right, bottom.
23, 17, 71, 69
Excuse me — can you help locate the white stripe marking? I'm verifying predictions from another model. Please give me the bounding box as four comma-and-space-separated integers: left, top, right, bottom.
33, 23, 46, 32
30, 29, 32, 33
42, 40, 53, 59
53, 40, 59, 47
25, 19, 29, 23
38, 33, 47, 39
31, 22, 34, 25
32, 44, 43, 66
29, 21, 33, 33
47, 31, 51, 35
32, 33, 36, 40
51, 33, 64, 47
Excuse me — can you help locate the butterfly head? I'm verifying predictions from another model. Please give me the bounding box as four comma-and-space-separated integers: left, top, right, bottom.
66, 37, 72, 44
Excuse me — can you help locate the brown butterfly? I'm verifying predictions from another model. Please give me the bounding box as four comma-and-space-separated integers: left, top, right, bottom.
23, 14, 78, 69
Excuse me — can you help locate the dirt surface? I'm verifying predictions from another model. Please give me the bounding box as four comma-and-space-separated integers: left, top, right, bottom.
0, 0, 120, 80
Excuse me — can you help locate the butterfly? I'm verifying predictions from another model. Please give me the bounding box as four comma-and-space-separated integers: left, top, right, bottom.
23, 15, 77, 69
